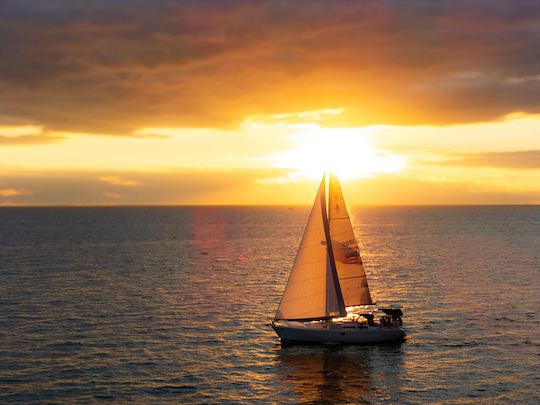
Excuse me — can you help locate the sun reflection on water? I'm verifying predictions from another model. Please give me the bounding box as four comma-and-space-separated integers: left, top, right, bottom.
275, 344, 405, 403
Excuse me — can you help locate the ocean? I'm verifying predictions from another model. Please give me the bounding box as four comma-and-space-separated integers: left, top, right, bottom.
0, 206, 539, 403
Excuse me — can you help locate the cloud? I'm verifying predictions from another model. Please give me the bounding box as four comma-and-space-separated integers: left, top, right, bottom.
0, 134, 63, 146
1, 1, 539, 133
0, 125, 64, 145
437, 150, 540, 169
0, 168, 539, 206
98, 176, 142, 187
0, 169, 288, 205
0, 188, 23, 197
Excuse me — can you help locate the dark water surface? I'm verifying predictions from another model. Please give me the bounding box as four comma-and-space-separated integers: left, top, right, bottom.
1, 206, 539, 403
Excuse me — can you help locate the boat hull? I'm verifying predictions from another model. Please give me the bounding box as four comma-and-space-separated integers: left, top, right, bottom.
272, 324, 406, 344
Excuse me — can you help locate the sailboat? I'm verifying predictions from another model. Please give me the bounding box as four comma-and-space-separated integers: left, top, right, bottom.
271, 173, 406, 344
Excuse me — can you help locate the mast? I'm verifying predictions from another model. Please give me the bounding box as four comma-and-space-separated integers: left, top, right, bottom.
321, 172, 347, 317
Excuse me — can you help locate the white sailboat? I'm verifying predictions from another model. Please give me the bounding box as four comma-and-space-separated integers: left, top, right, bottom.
271, 173, 406, 344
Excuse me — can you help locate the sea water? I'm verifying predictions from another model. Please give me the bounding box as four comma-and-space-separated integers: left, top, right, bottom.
0, 206, 539, 403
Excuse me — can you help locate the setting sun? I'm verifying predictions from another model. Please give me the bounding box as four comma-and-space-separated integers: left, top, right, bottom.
272, 127, 407, 180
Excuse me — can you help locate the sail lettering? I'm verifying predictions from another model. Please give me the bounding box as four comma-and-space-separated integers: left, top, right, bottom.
340, 239, 357, 248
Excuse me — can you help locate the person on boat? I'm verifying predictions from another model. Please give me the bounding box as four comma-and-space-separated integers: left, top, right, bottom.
363, 313, 375, 326
390, 309, 403, 327
391, 313, 398, 326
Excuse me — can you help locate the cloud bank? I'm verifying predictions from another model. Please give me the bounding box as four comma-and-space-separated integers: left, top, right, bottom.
439, 150, 540, 169
1, 168, 539, 206
1, 0, 540, 133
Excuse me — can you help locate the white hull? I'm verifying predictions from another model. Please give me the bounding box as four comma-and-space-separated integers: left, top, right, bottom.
272, 323, 406, 344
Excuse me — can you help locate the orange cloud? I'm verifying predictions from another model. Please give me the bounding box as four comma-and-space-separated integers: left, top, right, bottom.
0, 125, 63, 145
0, 168, 538, 206
98, 176, 141, 187
435, 150, 540, 170
0, 188, 21, 197
1, 1, 539, 134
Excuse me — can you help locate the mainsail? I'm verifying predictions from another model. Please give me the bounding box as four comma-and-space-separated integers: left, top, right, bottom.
275, 175, 346, 321
328, 173, 373, 306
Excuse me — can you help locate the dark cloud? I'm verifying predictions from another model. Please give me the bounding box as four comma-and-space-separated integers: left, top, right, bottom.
437, 150, 540, 169
1, 0, 540, 133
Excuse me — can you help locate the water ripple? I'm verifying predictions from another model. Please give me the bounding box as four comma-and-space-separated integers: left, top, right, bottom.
0, 206, 539, 403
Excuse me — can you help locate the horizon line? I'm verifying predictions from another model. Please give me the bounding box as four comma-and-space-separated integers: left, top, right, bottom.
1, 203, 538, 208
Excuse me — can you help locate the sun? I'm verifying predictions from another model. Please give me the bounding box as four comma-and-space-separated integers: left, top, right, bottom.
272, 127, 406, 180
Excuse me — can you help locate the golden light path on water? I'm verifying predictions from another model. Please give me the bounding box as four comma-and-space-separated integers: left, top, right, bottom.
270, 127, 407, 180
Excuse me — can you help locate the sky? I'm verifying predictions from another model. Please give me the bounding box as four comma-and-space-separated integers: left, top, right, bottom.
1, 0, 539, 205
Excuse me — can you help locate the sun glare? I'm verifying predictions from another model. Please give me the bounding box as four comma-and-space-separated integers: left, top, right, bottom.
273, 128, 406, 180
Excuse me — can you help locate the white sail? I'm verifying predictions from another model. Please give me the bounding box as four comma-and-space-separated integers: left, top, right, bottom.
328, 173, 373, 306
275, 176, 346, 321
